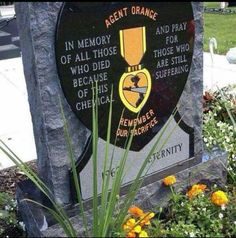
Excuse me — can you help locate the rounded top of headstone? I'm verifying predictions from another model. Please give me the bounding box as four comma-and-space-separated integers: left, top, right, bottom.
55, 2, 195, 151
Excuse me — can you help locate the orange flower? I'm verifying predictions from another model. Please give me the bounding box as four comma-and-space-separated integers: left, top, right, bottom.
129, 206, 144, 217
139, 212, 155, 226
124, 207, 153, 238
163, 175, 176, 186
187, 184, 207, 199
126, 231, 136, 238
211, 190, 229, 206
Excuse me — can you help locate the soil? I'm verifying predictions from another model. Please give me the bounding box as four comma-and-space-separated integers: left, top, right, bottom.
1, 224, 24, 238
0, 160, 37, 237
0, 160, 37, 195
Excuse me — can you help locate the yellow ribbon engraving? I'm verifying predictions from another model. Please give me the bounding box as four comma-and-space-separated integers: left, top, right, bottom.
119, 26, 152, 113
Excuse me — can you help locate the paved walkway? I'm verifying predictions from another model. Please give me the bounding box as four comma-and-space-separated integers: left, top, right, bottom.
0, 57, 37, 169
203, 52, 236, 91
0, 53, 235, 169
0, 5, 15, 19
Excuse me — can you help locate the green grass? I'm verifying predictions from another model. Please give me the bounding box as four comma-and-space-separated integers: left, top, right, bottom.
204, 2, 236, 12
203, 2, 236, 55
204, 2, 220, 8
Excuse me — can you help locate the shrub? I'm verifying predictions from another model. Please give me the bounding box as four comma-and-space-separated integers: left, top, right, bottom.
0, 192, 25, 236
203, 85, 236, 183
147, 181, 236, 237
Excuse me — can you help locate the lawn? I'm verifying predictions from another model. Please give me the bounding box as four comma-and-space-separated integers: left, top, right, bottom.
203, 2, 236, 55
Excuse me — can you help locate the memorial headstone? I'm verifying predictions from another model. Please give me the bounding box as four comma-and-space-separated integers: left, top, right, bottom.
55, 2, 197, 201
14, 2, 227, 237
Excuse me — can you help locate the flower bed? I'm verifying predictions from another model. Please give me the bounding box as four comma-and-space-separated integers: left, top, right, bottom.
124, 177, 235, 237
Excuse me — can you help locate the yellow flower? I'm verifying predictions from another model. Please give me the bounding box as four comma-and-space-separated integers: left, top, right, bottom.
133, 225, 142, 233
129, 206, 144, 217
187, 184, 207, 199
139, 212, 155, 226
211, 190, 229, 206
163, 175, 176, 186
124, 207, 154, 238
123, 218, 141, 234
123, 218, 136, 231
139, 230, 148, 237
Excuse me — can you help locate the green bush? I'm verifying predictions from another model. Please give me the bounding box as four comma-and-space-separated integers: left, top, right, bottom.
0, 192, 25, 236
203, 85, 236, 183
148, 183, 236, 237
165, 190, 235, 237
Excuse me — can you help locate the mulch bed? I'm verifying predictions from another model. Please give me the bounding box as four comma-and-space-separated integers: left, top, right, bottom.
0, 160, 37, 195
0, 160, 37, 237
1, 223, 24, 238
